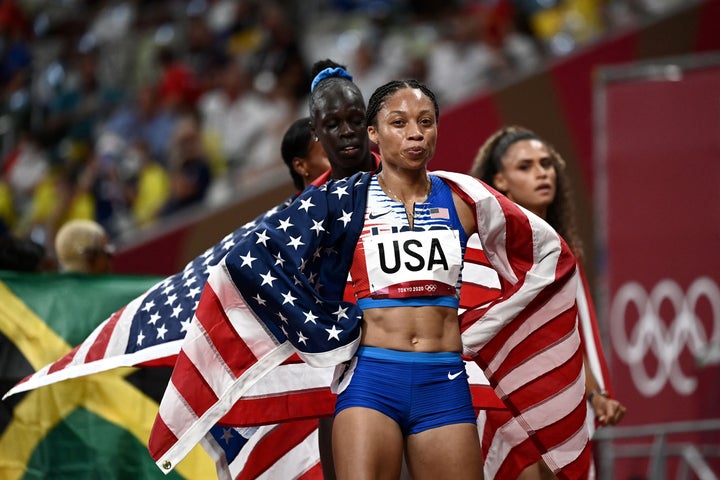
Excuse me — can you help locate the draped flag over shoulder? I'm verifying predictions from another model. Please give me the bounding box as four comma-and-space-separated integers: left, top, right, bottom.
463, 229, 612, 479
0, 271, 215, 479
149, 171, 590, 479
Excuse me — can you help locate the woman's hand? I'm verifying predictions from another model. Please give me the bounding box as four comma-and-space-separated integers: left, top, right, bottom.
590, 392, 626, 426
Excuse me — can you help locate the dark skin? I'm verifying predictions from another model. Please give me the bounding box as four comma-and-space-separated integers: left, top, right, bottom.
309, 77, 376, 480
310, 83, 375, 179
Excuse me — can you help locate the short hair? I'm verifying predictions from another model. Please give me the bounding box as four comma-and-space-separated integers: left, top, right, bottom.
55, 219, 112, 273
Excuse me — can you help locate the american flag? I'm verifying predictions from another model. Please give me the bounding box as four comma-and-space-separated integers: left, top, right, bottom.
429, 206, 449, 219
149, 171, 591, 479
465, 234, 612, 479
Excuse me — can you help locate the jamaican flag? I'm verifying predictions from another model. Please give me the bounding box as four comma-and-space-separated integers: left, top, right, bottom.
0, 271, 215, 479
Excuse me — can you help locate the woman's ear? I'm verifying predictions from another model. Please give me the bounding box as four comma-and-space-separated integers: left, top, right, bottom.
493, 172, 508, 192
293, 157, 307, 177
367, 125, 378, 145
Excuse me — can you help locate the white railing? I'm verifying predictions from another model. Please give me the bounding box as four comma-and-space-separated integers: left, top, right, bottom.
593, 419, 720, 480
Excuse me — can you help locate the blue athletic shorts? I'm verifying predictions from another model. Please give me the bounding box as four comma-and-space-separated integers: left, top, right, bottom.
334, 346, 477, 435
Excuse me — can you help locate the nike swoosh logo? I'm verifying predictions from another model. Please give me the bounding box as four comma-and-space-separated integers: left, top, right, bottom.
447, 370, 463, 380
368, 210, 392, 219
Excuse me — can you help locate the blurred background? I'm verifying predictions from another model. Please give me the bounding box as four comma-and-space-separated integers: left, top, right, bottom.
0, 0, 694, 262
1, 0, 719, 478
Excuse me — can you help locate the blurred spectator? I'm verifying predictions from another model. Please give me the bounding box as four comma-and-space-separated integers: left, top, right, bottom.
54, 218, 113, 274
427, 12, 501, 105
1, 128, 49, 225
156, 45, 202, 112
198, 58, 290, 176
0, 218, 45, 271
40, 45, 124, 158
247, 2, 310, 102
0, 0, 653, 245
1, 2, 34, 177
0, 0, 32, 97
159, 112, 211, 216
13, 139, 97, 249
122, 141, 171, 228
102, 83, 178, 166
184, 9, 226, 93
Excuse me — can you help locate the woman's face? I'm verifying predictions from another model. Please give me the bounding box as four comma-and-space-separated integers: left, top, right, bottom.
311, 84, 369, 174
492, 139, 556, 218
368, 87, 437, 172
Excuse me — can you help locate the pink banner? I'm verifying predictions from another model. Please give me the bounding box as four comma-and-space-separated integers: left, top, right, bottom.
598, 55, 720, 477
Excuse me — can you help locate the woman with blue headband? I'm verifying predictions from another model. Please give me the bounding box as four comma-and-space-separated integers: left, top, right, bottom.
307, 58, 383, 480
307, 59, 378, 183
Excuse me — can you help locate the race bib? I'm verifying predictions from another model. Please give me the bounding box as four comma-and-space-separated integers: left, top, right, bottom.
364, 229, 462, 298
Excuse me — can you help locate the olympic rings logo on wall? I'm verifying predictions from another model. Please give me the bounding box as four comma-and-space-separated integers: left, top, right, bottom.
610, 276, 720, 397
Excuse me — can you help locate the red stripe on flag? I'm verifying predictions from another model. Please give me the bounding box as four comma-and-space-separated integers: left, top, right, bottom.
84, 308, 125, 362
470, 384, 505, 410
499, 345, 584, 414
477, 270, 575, 362
494, 440, 541, 479
46, 345, 81, 374
148, 416, 178, 460
297, 461, 324, 480
137, 354, 178, 367
459, 283, 502, 311
195, 285, 257, 379
532, 397, 588, 458
490, 308, 577, 387
464, 245, 490, 265
480, 409, 540, 478
237, 419, 318, 480
555, 440, 592, 480
220, 389, 336, 426
171, 350, 219, 416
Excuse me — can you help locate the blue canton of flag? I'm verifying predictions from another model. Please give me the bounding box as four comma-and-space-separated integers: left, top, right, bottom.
224, 175, 369, 364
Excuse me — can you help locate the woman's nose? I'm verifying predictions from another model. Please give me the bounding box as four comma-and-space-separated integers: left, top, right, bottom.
408, 122, 423, 139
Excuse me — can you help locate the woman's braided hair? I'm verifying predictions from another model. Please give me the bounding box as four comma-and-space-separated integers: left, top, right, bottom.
366, 79, 440, 127
470, 125, 582, 257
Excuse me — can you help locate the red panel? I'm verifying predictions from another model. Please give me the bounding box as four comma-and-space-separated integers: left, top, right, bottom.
433, 95, 504, 174
113, 227, 189, 276
601, 62, 720, 475
550, 32, 638, 194
696, 0, 720, 51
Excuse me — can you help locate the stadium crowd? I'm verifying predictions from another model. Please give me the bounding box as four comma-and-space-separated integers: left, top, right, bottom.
0, 0, 679, 262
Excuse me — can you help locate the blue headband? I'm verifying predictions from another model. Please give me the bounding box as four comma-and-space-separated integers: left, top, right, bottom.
310, 67, 353, 92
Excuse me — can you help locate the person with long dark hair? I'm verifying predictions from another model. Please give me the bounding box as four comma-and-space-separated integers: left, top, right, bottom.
469, 125, 626, 479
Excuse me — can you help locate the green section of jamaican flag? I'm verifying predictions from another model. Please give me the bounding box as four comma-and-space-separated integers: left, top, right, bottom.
0, 271, 216, 479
